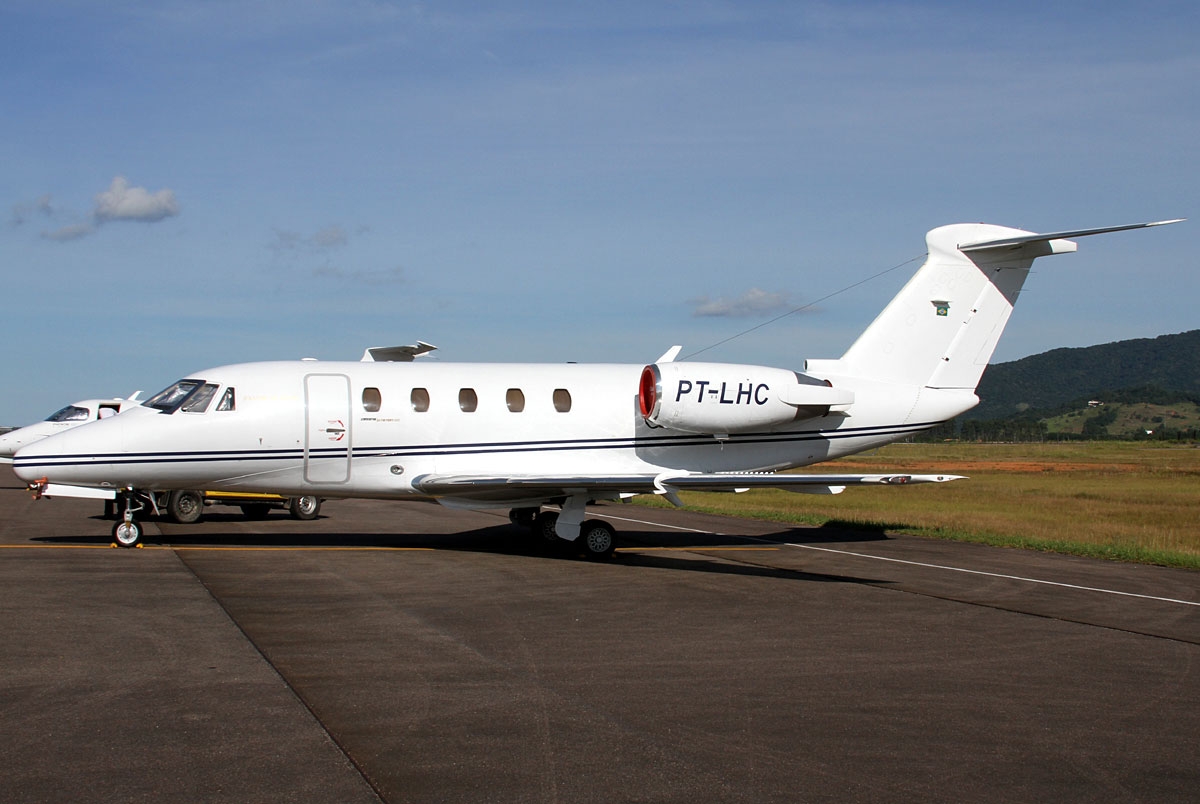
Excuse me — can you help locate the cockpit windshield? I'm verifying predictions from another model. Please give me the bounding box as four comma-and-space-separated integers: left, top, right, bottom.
181, 383, 219, 413
47, 405, 91, 422
144, 380, 210, 414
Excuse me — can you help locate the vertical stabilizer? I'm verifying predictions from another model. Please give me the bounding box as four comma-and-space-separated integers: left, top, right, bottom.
827, 220, 1181, 391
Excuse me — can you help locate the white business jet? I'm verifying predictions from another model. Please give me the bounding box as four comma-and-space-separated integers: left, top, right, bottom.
12, 220, 1182, 555
0, 392, 142, 463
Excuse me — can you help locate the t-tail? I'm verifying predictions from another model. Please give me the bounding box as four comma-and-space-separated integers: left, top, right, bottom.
805, 219, 1183, 420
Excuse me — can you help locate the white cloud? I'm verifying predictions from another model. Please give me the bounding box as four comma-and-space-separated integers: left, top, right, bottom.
42, 222, 96, 241
270, 224, 349, 254
313, 263, 405, 285
16, 178, 180, 241
10, 194, 54, 227
269, 225, 396, 284
311, 225, 349, 249
93, 176, 179, 223
691, 288, 796, 318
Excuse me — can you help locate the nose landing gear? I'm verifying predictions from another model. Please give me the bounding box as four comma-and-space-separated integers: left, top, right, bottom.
112, 492, 148, 548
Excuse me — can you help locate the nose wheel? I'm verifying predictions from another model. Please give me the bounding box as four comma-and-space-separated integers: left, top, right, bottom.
112, 519, 144, 548
112, 492, 147, 548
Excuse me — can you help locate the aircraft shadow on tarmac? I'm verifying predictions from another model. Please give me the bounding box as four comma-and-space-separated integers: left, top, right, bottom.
33, 516, 889, 586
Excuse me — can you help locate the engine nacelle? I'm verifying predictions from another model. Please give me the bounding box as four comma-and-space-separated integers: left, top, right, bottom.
638, 362, 853, 435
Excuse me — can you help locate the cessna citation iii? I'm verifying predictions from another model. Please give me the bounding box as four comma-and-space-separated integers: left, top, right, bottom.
12, 220, 1182, 556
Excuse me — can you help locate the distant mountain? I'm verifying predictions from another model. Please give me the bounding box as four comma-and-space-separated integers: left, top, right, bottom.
968, 330, 1200, 420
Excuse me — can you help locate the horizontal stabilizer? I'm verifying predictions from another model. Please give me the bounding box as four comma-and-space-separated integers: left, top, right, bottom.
960, 219, 1183, 253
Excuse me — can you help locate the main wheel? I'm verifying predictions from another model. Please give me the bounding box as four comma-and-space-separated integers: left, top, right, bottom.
167, 490, 204, 524
577, 519, 617, 560
288, 495, 321, 520
112, 519, 143, 548
533, 511, 560, 543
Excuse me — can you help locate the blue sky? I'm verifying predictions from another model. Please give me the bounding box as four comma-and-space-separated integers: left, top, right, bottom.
2, 1, 1196, 425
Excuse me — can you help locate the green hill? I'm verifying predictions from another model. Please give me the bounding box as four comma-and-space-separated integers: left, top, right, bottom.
1041, 400, 1200, 439
969, 330, 1200, 420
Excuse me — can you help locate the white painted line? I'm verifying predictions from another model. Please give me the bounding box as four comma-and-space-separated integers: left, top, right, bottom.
785, 542, 1200, 607
599, 511, 722, 535
543, 504, 721, 535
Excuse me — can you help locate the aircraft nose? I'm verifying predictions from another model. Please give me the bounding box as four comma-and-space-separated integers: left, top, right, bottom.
11, 440, 56, 482
11, 419, 122, 485
0, 431, 22, 461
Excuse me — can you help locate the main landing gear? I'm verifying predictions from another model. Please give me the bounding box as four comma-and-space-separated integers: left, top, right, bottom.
508, 506, 618, 560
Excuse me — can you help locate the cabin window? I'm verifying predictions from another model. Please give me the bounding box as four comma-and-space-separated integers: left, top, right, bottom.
506, 388, 525, 413
181, 383, 220, 414
411, 388, 430, 412
362, 387, 382, 412
216, 388, 236, 411
553, 388, 572, 413
459, 388, 478, 413
47, 405, 90, 422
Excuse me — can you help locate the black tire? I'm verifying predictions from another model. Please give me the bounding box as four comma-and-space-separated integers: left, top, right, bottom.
112, 519, 143, 548
240, 503, 272, 520
577, 519, 617, 560
288, 495, 321, 520
167, 490, 204, 524
533, 511, 560, 543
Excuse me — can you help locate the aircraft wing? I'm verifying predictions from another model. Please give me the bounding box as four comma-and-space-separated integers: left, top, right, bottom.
412, 471, 964, 504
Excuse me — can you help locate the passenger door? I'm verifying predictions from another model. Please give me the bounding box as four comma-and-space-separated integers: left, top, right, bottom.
304, 373, 352, 484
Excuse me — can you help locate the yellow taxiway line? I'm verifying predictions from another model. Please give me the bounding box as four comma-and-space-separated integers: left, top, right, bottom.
2, 543, 773, 553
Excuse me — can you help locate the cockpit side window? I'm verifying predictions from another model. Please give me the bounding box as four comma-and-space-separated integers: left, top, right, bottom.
216, 387, 236, 412
47, 405, 90, 422
144, 380, 206, 414
181, 383, 220, 413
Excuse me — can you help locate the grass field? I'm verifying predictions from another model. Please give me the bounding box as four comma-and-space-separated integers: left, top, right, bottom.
633, 441, 1200, 569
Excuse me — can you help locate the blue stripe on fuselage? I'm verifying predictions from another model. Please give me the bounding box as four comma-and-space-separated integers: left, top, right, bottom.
12, 421, 941, 470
